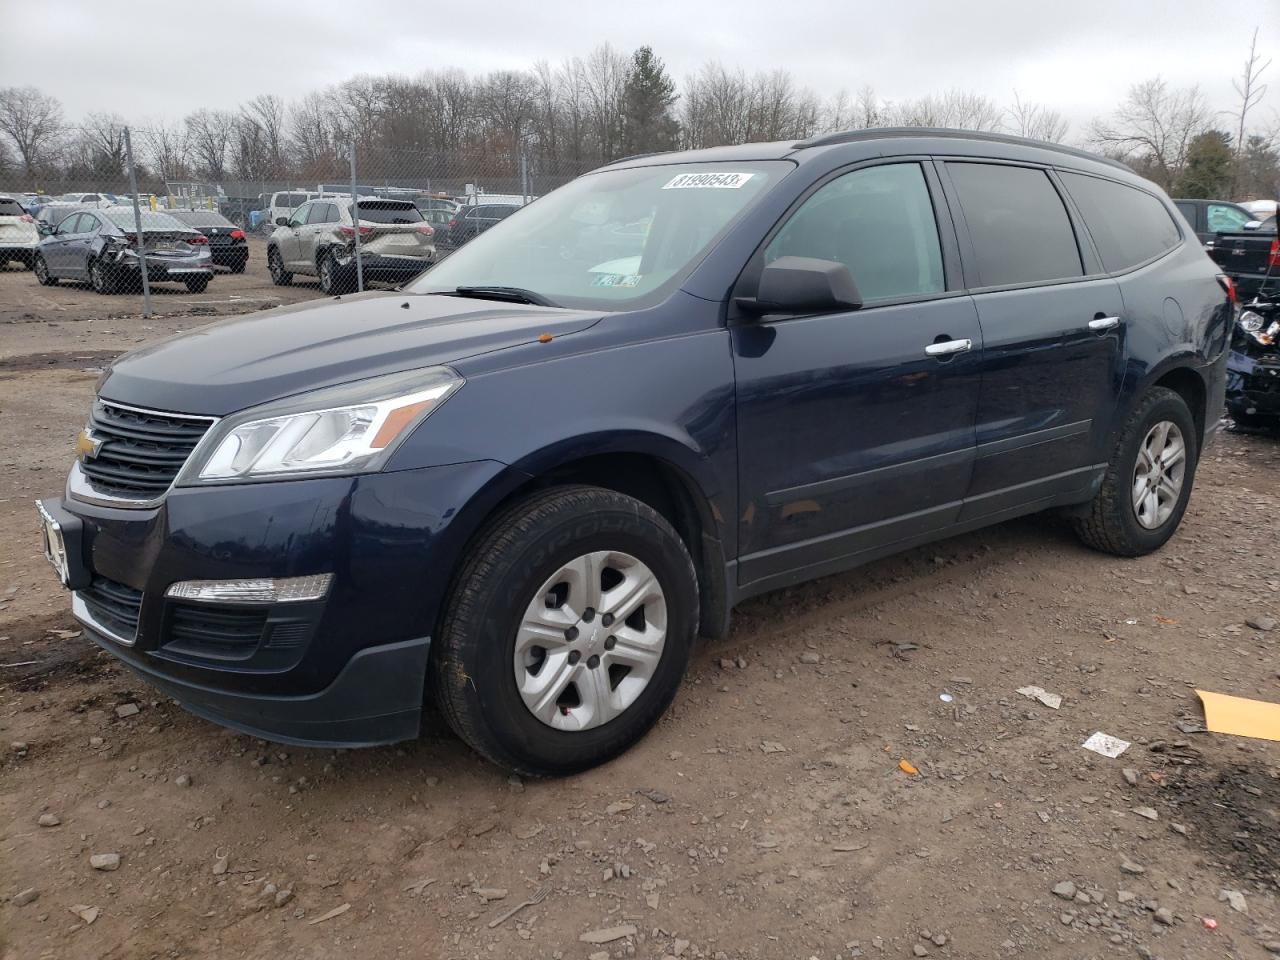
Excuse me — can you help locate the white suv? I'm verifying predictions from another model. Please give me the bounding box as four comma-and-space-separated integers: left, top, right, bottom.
267, 197, 436, 294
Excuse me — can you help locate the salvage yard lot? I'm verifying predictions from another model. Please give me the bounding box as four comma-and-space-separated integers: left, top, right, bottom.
1, 264, 1279, 960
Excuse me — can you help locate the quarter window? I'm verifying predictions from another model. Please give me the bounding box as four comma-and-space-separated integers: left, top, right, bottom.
946, 162, 1082, 287
764, 163, 944, 303
1058, 171, 1181, 272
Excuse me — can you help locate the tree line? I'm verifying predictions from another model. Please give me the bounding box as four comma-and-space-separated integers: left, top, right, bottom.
0, 37, 1275, 200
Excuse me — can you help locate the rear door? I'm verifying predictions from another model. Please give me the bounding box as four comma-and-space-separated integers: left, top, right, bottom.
732, 160, 983, 589
939, 160, 1126, 520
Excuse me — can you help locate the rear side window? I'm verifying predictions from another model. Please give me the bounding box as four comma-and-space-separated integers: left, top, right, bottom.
1058, 172, 1181, 272
305, 203, 332, 224
947, 162, 1082, 287
765, 162, 944, 303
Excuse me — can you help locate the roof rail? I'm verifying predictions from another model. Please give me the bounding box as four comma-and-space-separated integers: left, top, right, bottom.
791, 127, 1132, 173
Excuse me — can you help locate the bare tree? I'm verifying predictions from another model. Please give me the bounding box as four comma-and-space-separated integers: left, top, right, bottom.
1007, 91, 1069, 142
142, 119, 190, 184
185, 108, 236, 180
1231, 27, 1271, 188
1091, 77, 1210, 189
0, 86, 64, 177
890, 90, 1002, 131
242, 94, 288, 177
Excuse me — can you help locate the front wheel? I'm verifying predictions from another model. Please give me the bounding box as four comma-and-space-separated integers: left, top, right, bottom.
267, 247, 291, 286
33, 254, 57, 286
1073, 386, 1199, 556
431, 486, 699, 776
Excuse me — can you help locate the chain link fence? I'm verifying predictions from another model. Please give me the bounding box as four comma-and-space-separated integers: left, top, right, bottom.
0, 128, 595, 312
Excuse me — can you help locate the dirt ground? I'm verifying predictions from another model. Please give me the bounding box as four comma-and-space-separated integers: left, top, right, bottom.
1, 253, 1279, 960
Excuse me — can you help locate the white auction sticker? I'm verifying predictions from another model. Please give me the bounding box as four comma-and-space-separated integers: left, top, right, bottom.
662, 172, 754, 190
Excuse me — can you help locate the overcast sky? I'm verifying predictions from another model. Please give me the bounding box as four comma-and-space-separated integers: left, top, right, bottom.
5, 0, 1278, 141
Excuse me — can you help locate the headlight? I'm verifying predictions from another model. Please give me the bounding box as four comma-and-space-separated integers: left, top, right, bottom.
1240, 310, 1265, 333
180, 367, 463, 484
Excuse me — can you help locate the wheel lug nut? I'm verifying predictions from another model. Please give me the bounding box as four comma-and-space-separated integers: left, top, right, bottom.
601, 613, 614, 627
568, 650, 581, 665
586, 654, 600, 669
565, 626, 578, 641
604, 635, 616, 650
582, 607, 595, 622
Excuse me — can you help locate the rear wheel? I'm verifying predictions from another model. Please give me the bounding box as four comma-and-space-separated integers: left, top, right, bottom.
1073, 387, 1198, 556
33, 254, 56, 286
88, 257, 116, 295
267, 246, 291, 286
230, 257, 246, 274
184, 274, 210, 293
318, 252, 350, 295
431, 485, 698, 776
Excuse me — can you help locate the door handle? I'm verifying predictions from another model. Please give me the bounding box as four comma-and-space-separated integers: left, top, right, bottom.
1088, 316, 1121, 332
925, 338, 972, 357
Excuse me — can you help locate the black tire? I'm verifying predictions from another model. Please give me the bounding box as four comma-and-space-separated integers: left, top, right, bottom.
1228, 409, 1276, 431
1073, 386, 1199, 556
184, 274, 210, 293
88, 257, 116, 295
33, 254, 56, 286
230, 258, 246, 274
267, 246, 291, 286
431, 485, 699, 776
317, 251, 350, 295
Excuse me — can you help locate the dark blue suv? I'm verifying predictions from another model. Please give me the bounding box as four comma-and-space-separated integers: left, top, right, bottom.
37, 130, 1231, 775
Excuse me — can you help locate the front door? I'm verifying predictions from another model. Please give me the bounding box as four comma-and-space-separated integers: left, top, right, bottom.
939, 160, 1127, 520
732, 161, 982, 590
44, 213, 82, 274
277, 202, 309, 269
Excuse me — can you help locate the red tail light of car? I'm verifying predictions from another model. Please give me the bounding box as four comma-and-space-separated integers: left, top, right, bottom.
229, 229, 245, 241
19, 214, 34, 223
416, 224, 435, 236
1269, 237, 1279, 269
447, 218, 458, 228
187, 234, 209, 245
1217, 274, 1237, 305
338, 225, 374, 238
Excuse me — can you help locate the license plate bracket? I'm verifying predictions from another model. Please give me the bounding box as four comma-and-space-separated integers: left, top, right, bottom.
36, 499, 89, 590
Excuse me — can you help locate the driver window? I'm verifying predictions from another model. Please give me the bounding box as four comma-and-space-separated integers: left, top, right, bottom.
289, 204, 311, 226
765, 163, 944, 303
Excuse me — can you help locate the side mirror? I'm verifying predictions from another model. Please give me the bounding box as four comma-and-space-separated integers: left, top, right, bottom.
1244, 220, 1262, 231
738, 256, 862, 316
38, 222, 54, 237
276, 216, 291, 227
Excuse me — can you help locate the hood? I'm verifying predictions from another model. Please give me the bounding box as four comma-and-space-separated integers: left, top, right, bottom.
100, 290, 602, 415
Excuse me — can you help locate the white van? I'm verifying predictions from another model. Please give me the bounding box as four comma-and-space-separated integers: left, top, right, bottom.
264, 191, 320, 231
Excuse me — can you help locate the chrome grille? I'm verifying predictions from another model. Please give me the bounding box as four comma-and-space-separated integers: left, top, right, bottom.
78, 401, 214, 497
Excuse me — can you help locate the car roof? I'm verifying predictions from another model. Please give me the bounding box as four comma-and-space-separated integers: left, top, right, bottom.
606, 126, 1139, 183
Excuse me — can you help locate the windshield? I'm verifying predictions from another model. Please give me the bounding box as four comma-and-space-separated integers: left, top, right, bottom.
412, 161, 786, 309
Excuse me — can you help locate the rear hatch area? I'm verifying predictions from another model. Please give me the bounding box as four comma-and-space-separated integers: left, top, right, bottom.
351, 201, 435, 260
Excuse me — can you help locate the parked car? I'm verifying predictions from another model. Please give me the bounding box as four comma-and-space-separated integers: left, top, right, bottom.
1225, 293, 1280, 428
56, 192, 115, 208
165, 209, 249, 273
1172, 198, 1264, 245
35, 202, 89, 234
1207, 226, 1279, 300
262, 191, 318, 234
33, 206, 214, 293
267, 196, 435, 294
443, 202, 518, 246
0, 195, 38, 268
38, 130, 1230, 775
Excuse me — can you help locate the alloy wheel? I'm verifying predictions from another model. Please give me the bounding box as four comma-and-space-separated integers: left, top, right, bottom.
514, 550, 667, 732
1132, 420, 1185, 529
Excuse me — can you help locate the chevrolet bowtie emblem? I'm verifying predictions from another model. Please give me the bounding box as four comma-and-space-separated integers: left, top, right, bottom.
76, 428, 104, 462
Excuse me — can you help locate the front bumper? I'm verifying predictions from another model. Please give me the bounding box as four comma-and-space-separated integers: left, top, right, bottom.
42, 458, 506, 746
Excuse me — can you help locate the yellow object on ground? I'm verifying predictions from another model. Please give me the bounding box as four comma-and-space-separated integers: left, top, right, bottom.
898, 759, 919, 776
1197, 690, 1280, 743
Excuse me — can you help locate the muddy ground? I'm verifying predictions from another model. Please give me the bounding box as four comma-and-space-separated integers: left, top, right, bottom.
1, 254, 1279, 960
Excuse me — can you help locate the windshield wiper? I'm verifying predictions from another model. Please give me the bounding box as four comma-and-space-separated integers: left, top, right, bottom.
449, 285, 560, 307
